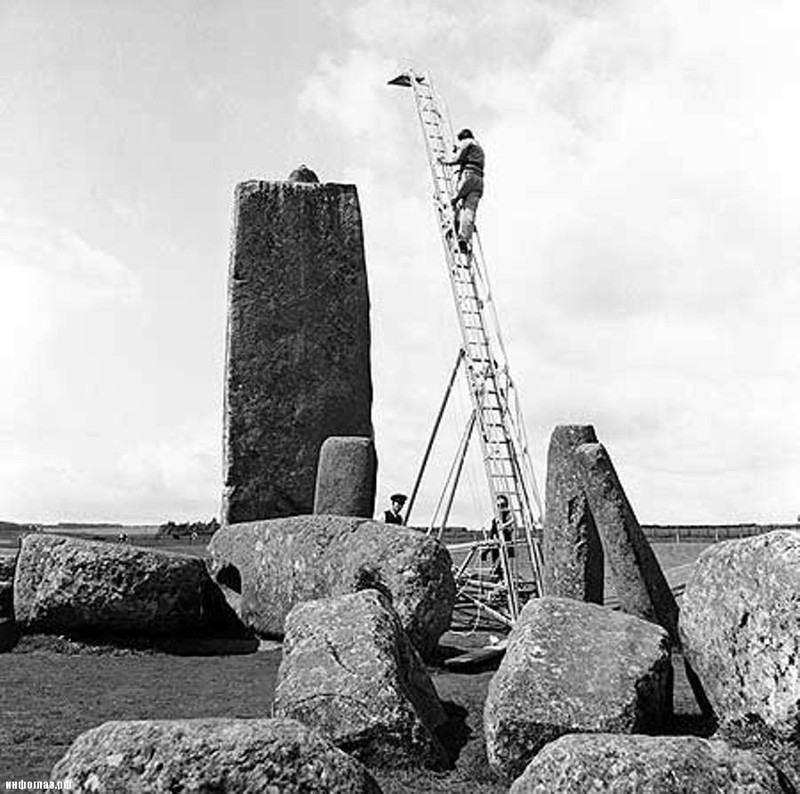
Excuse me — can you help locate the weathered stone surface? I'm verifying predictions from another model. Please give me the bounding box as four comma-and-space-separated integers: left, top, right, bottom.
543, 424, 603, 602
484, 596, 672, 782
14, 534, 235, 637
575, 442, 679, 645
52, 717, 381, 793
275, 590, 447, 769
287, 164, 320, 183
223, 180, 372, 524
314, 436, 377, 518
509, 733, 788, 793
680, 530, 800, 739
207, 515, 455, 659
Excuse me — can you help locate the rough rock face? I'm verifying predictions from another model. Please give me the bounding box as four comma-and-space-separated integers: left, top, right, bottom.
275, 590, 447, 768
484, 596, 672, 782
51, 717, 381, 793
14, 534, 226, 637
542, 424, 603, 603
223, 180, 373, 524
313, 436, 377, 518
509, 733, 788, 793
575, 442, 679, 645
207, 515, 455, 659
680, 530, 800, 739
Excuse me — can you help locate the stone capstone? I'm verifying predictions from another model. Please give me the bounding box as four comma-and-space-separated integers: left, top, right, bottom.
275, 589, 447, 769
51, 717, 381, 793
542, 424, 603, 603
575, 441, 680, 645
509, 733, 788, 793
207, 515, 455, 659
313, 436, 377, 518
13, 533, 239, 638
484, 596, 672, 782
223, 180, 372, 524
680, 529, 800, 740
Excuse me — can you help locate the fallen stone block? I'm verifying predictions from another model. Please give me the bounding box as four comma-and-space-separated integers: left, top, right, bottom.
275, 589, 447, 769
575, 441, 679, 645
52, 717, 381, 793
13, 533, 243, 639
484, 596, 672, 782
207, 515, 455, 659
680, 529, 800, 740
314, 436, 377, 518
509, 733, 788, 793
542, 424, 603, 603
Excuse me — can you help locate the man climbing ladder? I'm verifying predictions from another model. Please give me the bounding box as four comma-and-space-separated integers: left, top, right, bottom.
390, 68, 545, 624
441, 128, 485, 254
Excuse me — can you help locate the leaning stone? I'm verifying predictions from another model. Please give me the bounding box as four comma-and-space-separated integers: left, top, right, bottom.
575, 442, 679, 645
223, 180, 372, 524
680, 530, 800, 740
313, 436, 377, 518
509, 733, 788, 793
51, 717, 381, 793
484, 596, 672, 782
207, 515, 455, 659
542, 424, 603, 602
275, 590, 447, 769
13, 534, 236, 638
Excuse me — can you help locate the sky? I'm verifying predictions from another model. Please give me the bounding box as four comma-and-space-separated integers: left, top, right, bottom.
1, 0, 799, 526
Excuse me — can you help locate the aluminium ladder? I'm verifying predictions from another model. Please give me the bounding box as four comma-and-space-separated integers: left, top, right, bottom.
389, 69, 545, 624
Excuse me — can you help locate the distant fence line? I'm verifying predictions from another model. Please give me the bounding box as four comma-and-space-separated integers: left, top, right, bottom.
641, 523, 800, 543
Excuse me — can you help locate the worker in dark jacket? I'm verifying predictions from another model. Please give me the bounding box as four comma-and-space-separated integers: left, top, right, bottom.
382, 493, 407, 525
443, 128, 485, 254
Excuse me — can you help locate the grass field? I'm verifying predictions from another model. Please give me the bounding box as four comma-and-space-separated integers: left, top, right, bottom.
0, 537, 710, 791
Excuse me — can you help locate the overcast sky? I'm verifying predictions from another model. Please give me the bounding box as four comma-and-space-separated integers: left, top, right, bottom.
1, 0, 798, 526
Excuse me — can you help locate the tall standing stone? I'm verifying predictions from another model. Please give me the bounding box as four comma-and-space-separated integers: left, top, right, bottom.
575, 442, 679, 646
542, 425, 604, 603
223, 180, 373, 524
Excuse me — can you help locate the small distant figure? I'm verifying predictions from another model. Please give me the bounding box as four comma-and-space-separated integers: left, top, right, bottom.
483, 494, 515, 578
287, 164, 320, 183
117, 532, 129, 544
190, 530, 199, 545
382, 493, 407, 525
441, 128, 485, 254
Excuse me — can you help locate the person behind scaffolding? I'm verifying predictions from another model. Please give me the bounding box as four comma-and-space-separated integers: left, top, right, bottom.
382, 493, 407, 525
483, 493, 515, 578
441, 128, 485, 254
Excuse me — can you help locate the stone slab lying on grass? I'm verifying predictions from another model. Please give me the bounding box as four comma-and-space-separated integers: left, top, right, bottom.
680, 529, 800, 740
52, 717, 381, 793
207, 515, 455, 659
275, 589, 447, 769
509, 733, 788, 793
484, 596, 672, 782
14, 533, 242, 638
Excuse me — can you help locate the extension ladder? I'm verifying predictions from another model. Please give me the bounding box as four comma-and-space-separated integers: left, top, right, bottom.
390, 69, 545, 624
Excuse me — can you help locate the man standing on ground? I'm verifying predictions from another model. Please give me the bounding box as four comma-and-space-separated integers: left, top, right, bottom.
382, 493, 407, 525
442, 128, 485, 254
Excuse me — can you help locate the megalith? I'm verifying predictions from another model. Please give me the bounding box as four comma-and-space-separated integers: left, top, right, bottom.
314, 436, 377, 518
542, 424, 603, 603
575, 441, 679, 646
223, 180, 373, 524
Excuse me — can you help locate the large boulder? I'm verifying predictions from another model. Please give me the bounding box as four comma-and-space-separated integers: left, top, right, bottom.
313, 436, 377, 518
207, 515, 455, 659
275, 589, 447, 769
14, 534, 233, 637
542, 424, 604, 603
509, 733, 788, 793
52, 717, 381, 793
680, 529, 800, 739
484, 596, 672, 782
222, 180, 373, 524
